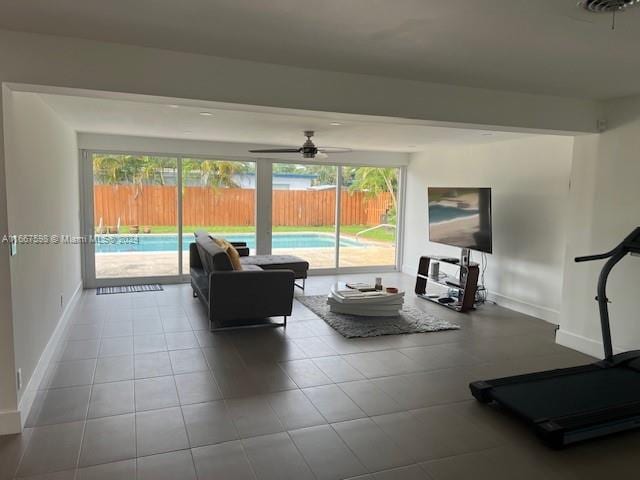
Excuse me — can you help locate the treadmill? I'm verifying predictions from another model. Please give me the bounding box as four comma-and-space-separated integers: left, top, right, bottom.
470, 227, 640, 448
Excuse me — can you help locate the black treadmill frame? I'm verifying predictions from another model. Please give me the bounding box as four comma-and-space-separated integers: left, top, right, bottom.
469, 227, 640, 448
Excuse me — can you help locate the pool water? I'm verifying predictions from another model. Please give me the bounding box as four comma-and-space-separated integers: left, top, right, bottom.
428, 204, 479, 223
95, 233, 364, 253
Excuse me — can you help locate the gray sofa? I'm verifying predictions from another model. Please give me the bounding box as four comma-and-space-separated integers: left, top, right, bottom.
240, 254, 309, 290
190, 232, 309, 329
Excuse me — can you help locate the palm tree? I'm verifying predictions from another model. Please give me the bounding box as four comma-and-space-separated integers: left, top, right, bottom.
183, 159, 249, 189
147, 156, 177, 185
93, 154, 127, 184
306, 165, 337, 186
348, 167, 398, 218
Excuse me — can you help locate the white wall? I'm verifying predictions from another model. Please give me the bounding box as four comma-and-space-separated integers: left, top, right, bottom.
3, 92, 82, 417
0, 26, 600, 431
0, 88, 17, 432
403, 136, 575, 323
557, 96, 640, 357
0, 29, 600, 134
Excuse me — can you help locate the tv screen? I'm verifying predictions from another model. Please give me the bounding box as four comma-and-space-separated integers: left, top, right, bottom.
428, 187, 492, 253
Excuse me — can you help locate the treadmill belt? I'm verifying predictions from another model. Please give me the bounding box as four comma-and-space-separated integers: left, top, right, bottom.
491, 368, 640, 421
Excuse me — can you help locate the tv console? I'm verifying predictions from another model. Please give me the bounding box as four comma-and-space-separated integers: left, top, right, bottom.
415, 255, 479, 313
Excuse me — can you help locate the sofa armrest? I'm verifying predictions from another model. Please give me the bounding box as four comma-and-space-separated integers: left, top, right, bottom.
208, 270, 294, 323
189, 242, 203, 269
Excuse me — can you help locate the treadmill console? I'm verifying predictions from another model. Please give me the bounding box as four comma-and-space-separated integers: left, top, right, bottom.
624, 226, 640, 254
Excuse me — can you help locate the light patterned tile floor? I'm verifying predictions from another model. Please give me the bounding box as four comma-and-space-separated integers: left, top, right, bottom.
2, 273, 631, 480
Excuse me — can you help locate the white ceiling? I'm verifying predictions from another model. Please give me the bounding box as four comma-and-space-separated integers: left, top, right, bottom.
38, 93, 537, 151
1, 0, 639, 99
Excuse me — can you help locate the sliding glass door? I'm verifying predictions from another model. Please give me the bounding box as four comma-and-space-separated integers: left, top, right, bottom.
271, 163, 337, 269
92, 153, 179, 279
269, 163, 399, 270
339, 166, 399, 268
181, 158, 256, 269
85, 151, 403, 285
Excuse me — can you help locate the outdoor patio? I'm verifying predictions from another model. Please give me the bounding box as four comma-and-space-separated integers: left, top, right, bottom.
95, 245, 397, 278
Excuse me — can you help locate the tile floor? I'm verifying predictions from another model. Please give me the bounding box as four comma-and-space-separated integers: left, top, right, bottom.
1, 272, 637, 480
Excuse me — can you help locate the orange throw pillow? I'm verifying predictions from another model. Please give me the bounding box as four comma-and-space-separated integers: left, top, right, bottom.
213, 238, 243, 271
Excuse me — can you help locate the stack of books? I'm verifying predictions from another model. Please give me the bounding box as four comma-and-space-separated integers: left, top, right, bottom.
327, 283, 404, 317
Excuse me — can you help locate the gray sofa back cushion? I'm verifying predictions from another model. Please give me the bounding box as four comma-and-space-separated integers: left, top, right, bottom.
195, 232, 234, 272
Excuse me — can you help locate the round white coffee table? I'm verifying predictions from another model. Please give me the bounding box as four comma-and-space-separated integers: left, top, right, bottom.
327, 282, 405, 316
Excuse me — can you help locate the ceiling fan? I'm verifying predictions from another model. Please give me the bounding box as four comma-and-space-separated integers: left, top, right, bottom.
249, 131, 351, 159
578, 0, 640, 29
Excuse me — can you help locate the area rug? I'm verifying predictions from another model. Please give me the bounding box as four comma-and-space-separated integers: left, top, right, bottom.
97, 284, 163, 295
296, 295, 459, 338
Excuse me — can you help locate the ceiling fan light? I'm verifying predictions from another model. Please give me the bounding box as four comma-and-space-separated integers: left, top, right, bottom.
579, 0, 638, 12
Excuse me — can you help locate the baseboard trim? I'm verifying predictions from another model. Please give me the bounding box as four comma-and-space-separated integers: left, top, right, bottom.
402, 265, 418, 277
17, 281, 83, 430
0, 409, 22, 435
555, 329, 622, 358
402, 265, 559, 324
487, 292, 559, 325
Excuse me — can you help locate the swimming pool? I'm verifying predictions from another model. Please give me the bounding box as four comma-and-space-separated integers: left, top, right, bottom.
428, 204, 479, 223
95, 233, 365, 253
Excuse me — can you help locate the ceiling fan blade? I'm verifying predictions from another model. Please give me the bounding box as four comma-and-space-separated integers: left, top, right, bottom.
315, 152, 329, 159
248, 148, 301, 153
317, 147, 352, 154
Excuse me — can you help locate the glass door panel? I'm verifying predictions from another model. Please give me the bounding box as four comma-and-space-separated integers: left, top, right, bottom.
271, 163, 337, 269
181, 159, 256, 272
92, 153, 179, 278
339, 166, 399, 267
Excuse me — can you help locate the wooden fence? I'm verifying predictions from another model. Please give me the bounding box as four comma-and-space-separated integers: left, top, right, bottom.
94, 185, 393, 227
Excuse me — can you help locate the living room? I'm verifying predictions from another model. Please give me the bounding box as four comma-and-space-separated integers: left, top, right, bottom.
1, 2, 640, 479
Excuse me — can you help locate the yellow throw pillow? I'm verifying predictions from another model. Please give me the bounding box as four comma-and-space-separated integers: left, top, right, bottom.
213, 238, 243, 271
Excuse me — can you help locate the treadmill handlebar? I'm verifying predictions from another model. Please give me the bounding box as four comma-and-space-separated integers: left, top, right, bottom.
573, 228, 639, 362
575, 249, 618, 263
575, 228, 640, 263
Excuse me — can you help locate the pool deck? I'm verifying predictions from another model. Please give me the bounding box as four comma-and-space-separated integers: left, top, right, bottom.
95, 245, 396, 278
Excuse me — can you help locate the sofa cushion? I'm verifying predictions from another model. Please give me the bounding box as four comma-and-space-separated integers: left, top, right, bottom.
213, 238, 243, 271
241, 264, 263, 272
240, 255, 309, 278
195, 233, 234, 272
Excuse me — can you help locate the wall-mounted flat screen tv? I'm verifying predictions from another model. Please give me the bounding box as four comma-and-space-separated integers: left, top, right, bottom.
428, 187, 492, 253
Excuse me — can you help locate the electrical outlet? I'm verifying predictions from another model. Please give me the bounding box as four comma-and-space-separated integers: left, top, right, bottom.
17, 368, 22, 390
9, 235, 17, 256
